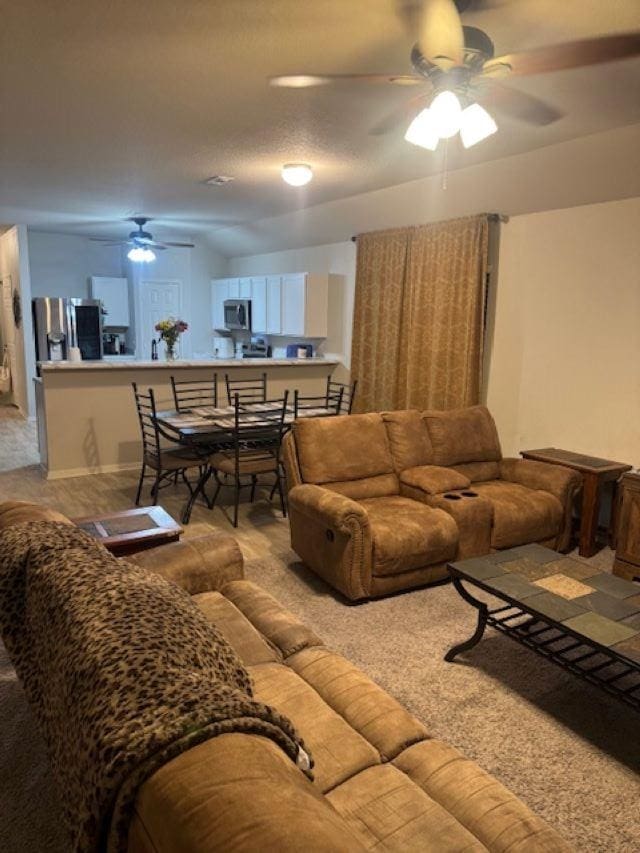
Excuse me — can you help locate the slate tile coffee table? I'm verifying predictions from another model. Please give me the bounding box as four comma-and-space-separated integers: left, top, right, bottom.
446, 544, 640, 711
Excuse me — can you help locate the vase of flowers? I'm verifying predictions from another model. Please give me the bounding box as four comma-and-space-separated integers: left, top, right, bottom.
155, 318, 188, 361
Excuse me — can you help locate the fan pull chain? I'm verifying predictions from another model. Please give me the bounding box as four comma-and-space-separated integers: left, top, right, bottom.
441, 138, 449, 191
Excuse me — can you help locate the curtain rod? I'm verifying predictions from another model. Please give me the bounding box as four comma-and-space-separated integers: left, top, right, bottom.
350, 213, 508, 242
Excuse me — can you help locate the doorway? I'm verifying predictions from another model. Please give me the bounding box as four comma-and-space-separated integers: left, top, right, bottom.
138, 279, 184, 360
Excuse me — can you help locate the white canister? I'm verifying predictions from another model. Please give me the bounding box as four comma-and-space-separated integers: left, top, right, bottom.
68, 346, 82, 362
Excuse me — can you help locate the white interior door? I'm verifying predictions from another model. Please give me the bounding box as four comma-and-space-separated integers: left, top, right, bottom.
139, 280, 183, 359
0, 277, 17, 404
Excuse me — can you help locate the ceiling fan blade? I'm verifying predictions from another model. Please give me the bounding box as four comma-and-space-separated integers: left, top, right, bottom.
269, 73, 423, 88
370, 91, 433, 135
475, 82, 564, 126
89, 237, 127, 245
418, 0, 464, 69
162, 241, 196, 249
482, 32, 640, 78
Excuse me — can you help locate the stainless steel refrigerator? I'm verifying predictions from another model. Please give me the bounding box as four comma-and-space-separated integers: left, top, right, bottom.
32, 297, 103, 362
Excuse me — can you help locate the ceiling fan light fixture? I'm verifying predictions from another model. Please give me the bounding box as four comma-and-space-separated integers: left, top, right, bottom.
459, 103, 498, 148
428, 90, 462, 139
271, 75, 329, 88
281, 163, 313, 186
128, 246, 156, 263
404, 108, 439, 151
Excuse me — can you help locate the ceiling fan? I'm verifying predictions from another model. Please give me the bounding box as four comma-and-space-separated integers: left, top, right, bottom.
91, 217, 195, 263
270, 0, 640, 150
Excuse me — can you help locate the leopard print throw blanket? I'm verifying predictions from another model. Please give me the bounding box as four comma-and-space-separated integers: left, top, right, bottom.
0, 522, 312, 852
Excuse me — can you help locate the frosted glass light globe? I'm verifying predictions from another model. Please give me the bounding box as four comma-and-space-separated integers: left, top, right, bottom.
429, 91, 462, 139
281, 164, 313, 186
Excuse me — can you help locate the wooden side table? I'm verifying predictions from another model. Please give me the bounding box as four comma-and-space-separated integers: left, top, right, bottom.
613, 472, 640, 582
520, 448, 632, 558
71, 506, 183, 557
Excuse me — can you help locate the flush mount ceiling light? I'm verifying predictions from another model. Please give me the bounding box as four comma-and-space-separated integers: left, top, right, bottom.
281, 163, 313, 186
404, 89, 497, 151
127, 246, 156, 263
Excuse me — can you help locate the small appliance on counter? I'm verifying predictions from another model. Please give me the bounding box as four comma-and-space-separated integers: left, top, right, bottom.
213, 335, 234, 359
242, 336, 271, 358
103, 332, 125, 355
286, 343, 313, 359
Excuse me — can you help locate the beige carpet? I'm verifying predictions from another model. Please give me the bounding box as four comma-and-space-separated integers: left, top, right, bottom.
0, 457, 639, 850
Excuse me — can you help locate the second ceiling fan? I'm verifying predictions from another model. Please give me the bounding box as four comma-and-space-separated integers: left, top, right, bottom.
270, 0, 640, 150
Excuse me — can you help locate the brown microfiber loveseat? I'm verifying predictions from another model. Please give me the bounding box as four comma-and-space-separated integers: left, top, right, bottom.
282, 405, 581, 602
0, 501, 571, 852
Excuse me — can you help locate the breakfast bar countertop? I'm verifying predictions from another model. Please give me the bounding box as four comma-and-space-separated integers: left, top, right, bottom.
37, 357, 339, 371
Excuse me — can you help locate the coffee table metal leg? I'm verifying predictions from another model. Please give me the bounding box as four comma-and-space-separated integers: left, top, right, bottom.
445, 577, 489, 662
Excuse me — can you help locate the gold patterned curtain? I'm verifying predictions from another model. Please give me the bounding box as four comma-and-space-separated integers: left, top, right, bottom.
351, 215, 489, 412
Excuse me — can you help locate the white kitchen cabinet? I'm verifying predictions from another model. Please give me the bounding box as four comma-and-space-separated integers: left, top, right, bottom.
239, 278, 252, 299
266, 276, 281, 334
227, 279, 240, 298
90, 276, 130, 327
281, 274, 306, 336
211, 279, 230, 329
280, 273, 328, 337
250, 277, 267, 333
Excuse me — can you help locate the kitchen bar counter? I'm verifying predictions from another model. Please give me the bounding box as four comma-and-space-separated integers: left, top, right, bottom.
35, 358, 339, 479
38, 357, 337, 371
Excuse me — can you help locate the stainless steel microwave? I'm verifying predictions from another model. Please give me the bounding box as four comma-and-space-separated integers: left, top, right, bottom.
224, 299, 252, 331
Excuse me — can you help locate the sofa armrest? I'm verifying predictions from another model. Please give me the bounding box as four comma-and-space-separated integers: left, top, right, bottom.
287, 485, 372, 601
125, 533, 244, 595
500, 458, 581, 502
400, 465, 471, 496
288, 484, 369, 532
500, 458, 581, 552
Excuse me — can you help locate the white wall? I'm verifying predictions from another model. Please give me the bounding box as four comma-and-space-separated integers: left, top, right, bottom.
28, 231, 124, 298
0, 226, 36, 417
228, 241, 355, 373
486, 197, 640, 463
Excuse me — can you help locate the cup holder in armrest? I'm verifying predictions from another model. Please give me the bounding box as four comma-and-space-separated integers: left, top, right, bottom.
461, 491, 478, 497
443, 493, 462, 500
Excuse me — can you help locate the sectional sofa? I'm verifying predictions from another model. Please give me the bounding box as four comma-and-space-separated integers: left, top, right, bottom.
0, 501, 571, 852
283, 405, 581, 601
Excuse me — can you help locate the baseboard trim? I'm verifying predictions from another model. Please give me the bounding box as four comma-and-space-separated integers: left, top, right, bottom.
45, 462, 140, 480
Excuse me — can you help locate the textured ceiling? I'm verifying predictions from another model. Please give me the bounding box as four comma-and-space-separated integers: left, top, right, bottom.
1, 0, 639, 252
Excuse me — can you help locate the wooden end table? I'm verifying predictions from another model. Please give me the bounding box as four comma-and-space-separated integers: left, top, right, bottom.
71, 506, 183, 557
521, 448, 632, 558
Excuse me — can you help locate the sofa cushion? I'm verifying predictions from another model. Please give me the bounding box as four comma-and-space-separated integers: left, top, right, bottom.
324, 473, 399, 500
293, 413, 394, 485
222, 580, 323, 659
394, 740, 572, 852
400, 465, 471, 495
288, 646, 429, 761
359, 496, 458, 576
451, 460, 501, 483
381, 410, 434, 472
328, 763, 486, 851
423, 406, 502, 466
251, 662, 380, 793
471, 481, 563, 549
195, 591, 280, 666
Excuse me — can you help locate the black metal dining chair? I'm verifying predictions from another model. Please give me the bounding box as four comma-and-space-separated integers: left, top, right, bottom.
327, 378, 358, 414
225, 372, 267, 405
208, 392, 289, 527
293, 385, 344, 419
170, 373, 218, 411
132, 383, 209, 506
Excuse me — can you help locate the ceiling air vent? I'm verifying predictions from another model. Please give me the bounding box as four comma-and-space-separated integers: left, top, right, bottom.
204, 175, 235, 186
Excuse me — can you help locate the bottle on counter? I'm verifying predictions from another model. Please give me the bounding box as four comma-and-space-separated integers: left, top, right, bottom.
151, 339, 158, 361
